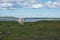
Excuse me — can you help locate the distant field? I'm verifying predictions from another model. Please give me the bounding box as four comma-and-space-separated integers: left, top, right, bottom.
0, 21, 60, 40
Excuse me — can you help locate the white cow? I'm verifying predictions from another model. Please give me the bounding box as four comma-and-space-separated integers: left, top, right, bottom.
18, 18, 24, 25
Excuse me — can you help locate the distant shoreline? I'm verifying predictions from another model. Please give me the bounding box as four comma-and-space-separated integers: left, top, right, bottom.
0, 17, 60, 22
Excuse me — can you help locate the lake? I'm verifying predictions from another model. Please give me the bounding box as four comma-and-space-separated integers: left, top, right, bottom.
0, 17, 60, 22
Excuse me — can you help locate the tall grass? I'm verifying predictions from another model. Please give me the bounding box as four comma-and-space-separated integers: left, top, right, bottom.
0, 21, 60, 40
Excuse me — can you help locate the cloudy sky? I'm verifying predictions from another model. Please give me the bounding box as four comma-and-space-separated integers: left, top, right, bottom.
0, 0, 60, 18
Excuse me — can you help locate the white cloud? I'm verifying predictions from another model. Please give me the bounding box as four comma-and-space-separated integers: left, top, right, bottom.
0, 8, 7, 10
0, 0, 16, 2
0, 0, 60, 10
0, 0, 17, 10
0, 2, 16, 10
0, 3, 14, 7
17, 0, 43, 8
29, 4, 43, 8
45, 1, 60, 8
0, 7, 16, 10
0, 0, 43, 10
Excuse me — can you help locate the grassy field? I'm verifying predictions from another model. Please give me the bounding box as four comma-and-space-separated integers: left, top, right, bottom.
0, 21, 60, 40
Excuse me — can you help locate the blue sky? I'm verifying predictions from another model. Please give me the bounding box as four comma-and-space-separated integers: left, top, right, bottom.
0, 0, 60, 18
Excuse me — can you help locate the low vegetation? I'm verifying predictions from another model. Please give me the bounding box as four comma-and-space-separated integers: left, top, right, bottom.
0, 21, 60, 40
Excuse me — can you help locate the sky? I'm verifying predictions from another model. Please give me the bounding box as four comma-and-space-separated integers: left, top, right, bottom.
0, 0, 60, 18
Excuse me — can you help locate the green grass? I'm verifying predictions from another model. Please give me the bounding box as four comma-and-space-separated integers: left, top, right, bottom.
0, 21, 60, 40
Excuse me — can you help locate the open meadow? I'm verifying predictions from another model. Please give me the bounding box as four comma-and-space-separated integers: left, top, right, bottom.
0, 21, 60, 40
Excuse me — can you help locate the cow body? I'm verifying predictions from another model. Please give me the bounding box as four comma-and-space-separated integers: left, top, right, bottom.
18, 18, 24, 26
